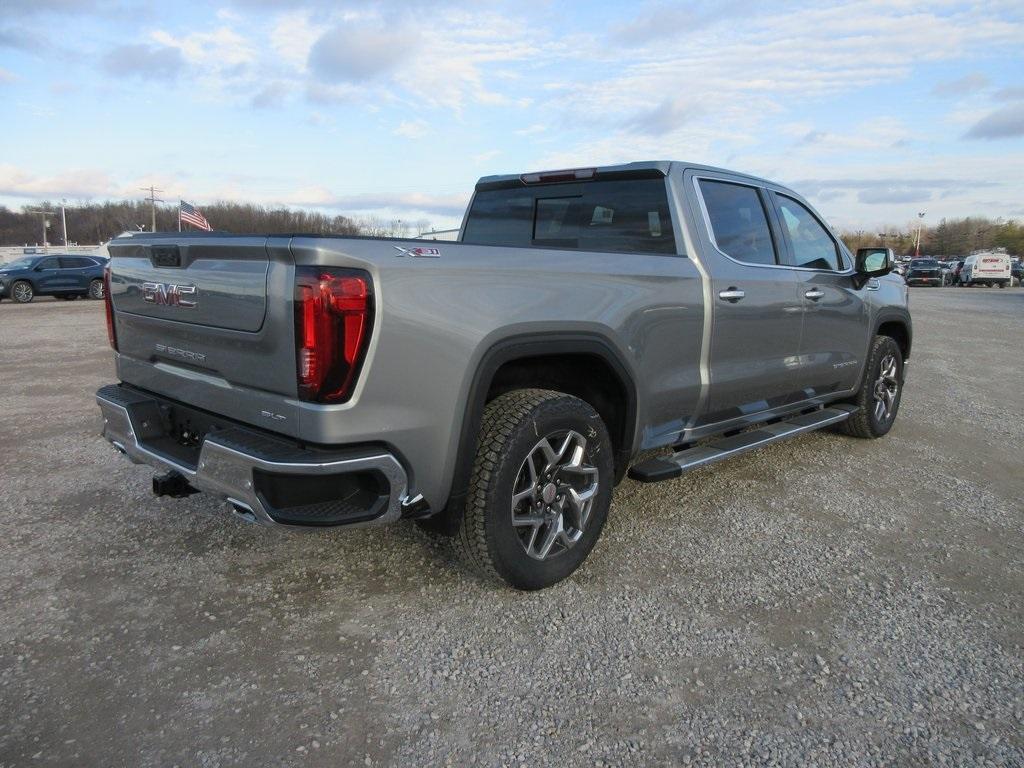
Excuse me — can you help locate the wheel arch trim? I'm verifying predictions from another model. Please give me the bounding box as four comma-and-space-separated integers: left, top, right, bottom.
443, 331, 639, 522
873, 311, 913, 361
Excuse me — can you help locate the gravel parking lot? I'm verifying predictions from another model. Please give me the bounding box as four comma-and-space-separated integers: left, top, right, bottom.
1, 289, 1022, 767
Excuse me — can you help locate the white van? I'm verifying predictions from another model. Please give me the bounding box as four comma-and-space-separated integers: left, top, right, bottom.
960, 251, 1011, 288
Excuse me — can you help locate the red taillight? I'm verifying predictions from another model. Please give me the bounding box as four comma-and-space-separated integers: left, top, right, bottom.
103, 265, 117, 350
294, 267, 373, 403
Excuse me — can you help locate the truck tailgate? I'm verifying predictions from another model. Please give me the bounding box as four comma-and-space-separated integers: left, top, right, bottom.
114, 237, 270, 331
107, 234, 300, 435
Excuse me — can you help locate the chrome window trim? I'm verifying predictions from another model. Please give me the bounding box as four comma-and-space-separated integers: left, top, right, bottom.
692, 175, 855, 277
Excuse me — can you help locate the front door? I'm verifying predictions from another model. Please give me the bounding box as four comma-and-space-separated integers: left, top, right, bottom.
34, 257, 69, 293
688, 174, 805, 424
769, 192, 870, 397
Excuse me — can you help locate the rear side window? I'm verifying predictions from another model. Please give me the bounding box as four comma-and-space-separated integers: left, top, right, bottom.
775, 195, 841, 271
463, 179, 676, 255
37, 257, 61, 270
60, 257, 90, 268
698, 180, 777, 265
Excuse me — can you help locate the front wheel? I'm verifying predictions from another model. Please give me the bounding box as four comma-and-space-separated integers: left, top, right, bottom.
88, 279, 105, 300
454, 389, 614, 590
836, 335, 904, 439
11, 280, 34, 303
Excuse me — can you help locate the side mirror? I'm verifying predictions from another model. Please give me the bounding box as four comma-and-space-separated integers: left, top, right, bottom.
855, 248, 893, 278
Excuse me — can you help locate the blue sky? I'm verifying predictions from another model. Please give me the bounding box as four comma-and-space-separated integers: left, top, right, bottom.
1, 0, 1023, 234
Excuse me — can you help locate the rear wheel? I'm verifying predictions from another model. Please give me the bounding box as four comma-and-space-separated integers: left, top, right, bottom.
454, 389, 614, 590
88, 279, 105, 299
837, 335, 903, 439
11, 281, 33, 303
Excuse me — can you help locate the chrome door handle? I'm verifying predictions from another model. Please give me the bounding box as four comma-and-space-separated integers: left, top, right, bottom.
804, 288, 824, 301
718, 288, 745, 303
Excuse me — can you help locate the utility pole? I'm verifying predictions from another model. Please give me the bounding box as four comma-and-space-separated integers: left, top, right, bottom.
61, 199, 68, 247
914, 211, 926, 258
26, 208, 56, 250
140, 185, 164, 232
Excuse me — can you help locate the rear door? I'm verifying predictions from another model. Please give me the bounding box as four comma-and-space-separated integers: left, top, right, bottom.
687, 172, 804, 423
769, 192, 869, 397
59, 256, 91, 291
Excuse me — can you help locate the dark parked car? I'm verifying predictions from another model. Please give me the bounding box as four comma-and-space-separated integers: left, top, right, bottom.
0, 254, 107, 303
1012, 260, 1023, 286
904, 257, 943, 287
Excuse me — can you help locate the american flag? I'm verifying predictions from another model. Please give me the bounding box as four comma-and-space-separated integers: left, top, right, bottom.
179, 200, 212, 231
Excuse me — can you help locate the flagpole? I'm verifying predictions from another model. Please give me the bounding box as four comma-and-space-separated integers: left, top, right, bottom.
178, 200, 182, 232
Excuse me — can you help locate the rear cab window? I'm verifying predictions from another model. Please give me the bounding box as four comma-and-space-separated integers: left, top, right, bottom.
462, 177, 677, 255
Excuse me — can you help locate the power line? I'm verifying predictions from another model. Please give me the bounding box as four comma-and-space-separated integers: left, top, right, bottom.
140, 185, 165, 232
26, 208, 56, 249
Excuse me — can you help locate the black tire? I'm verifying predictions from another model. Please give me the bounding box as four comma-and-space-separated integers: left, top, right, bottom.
11, 280, 34, 303
88, 279, 104, 300
454, 389, 614, 590
836, 335, 904, 439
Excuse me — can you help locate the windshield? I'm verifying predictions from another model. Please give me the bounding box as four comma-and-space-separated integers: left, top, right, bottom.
911, 259, 939, 268
0, 258, 35, 270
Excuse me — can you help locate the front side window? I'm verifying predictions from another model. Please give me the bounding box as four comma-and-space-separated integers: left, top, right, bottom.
698, 179, 777, 265
462, 178, 676, 255
775, 196, 840, 271
37, 258, 61, 270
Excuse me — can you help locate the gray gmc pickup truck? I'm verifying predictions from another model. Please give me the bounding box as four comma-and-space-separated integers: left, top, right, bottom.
97, 161, 911, 589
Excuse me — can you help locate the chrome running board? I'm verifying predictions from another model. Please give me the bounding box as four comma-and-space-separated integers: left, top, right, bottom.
628, 405, 858, 483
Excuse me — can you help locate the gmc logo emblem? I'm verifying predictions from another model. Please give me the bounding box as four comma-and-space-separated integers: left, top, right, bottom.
141, 282, 197, 308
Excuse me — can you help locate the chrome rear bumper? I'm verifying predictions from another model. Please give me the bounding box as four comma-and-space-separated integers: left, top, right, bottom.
96, 384, 418, 529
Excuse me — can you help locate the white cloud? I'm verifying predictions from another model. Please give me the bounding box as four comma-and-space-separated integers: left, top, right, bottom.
0, 67, 16, 84
151, 26, 255, 69
0, 164, 120, 199
515, 124, 546, 136
268, 11, 323, 71
393, 119, 428, 139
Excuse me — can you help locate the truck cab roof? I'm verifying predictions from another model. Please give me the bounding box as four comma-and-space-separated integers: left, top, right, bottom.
475, 161, 784, 192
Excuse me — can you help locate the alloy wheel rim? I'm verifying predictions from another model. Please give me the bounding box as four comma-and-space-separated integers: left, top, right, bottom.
873, 353, 899, 422
91, 281, 104, 299
510, 430, 599, 561
14, 283, 31, 301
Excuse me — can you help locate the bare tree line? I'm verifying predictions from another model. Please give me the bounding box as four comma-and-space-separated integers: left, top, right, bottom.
837, 217, 1023, 257
1, 200, 1020, 257
0, 201, 435, 246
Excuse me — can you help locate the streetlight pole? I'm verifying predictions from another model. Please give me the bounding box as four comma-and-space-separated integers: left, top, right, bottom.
914, 211, 926, 258
61, 199, 68, 247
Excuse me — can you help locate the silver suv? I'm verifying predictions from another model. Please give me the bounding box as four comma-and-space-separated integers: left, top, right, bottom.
96, 161, 911, 589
